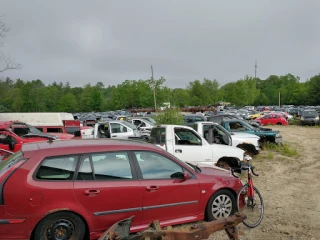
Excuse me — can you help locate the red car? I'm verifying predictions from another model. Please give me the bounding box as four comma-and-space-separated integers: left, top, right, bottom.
255, 113, 288, 125
0, 139, 243, 240
0, 121, 74, 152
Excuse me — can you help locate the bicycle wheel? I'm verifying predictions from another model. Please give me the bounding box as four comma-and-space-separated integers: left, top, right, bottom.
237, 183, 264, 228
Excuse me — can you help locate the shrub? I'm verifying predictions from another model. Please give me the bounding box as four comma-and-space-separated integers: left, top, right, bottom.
154, 108, 184, 125
262, 142, 298, 157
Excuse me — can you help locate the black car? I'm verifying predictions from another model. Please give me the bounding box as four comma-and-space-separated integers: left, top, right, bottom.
300, 110, 319, 126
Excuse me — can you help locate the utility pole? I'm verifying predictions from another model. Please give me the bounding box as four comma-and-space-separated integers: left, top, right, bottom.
254, 60, 257, 79
151, 65, 157, 111
279, 92, 281, 107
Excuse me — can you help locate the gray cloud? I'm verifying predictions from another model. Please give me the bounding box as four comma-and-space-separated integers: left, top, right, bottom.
1, 0, 319, 88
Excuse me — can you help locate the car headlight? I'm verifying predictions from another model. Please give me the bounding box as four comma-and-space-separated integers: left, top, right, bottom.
301, 117, 304, 120
276, 133, 280, 137
316, 117, 319, 120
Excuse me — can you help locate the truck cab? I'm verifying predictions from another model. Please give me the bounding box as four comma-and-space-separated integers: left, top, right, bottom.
0, 112, 82, 138
193, 122, 261, 155
149, 124, 246, 169
93, 121, 141, 139
0, 121, 73, 153
128, 118, 154, 136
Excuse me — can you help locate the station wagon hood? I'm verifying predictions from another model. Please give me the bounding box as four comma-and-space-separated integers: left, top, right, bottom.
197, 164, 231, 177
22, 133, 58, 140
53, 133, 75, 139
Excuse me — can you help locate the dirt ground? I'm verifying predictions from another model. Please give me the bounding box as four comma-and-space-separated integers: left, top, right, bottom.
181, 125, 320, 240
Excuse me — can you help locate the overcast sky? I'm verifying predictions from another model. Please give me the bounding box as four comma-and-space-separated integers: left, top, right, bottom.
0, 0, 319, 88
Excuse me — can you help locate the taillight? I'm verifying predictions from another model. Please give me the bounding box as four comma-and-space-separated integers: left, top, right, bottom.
0, 160, 26, 205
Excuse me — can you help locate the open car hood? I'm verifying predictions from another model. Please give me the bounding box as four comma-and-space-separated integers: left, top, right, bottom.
22, 133, 58, 140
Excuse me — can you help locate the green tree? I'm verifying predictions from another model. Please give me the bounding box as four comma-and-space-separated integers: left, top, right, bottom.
58, 93, 77, 112
154, 108, 184, 125
306, 74, 320, 105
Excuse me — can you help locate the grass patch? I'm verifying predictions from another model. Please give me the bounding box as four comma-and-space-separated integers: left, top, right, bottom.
262, 142, 298, 157
289, 119, 300, 125
266, 152, 274, 159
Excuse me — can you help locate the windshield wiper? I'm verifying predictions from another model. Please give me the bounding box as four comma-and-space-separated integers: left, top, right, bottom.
186, 162, 201, 173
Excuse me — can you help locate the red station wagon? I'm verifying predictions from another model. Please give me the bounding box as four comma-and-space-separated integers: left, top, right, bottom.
0, 139, 243, 240
255, 113, 288, 126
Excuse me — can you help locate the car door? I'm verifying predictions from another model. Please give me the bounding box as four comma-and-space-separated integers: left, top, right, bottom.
269, 114, 277, 125
202, 124, 231, 145
132, 151, 200, 225
109, 122, 130, 138
273, 114, 281, 124
132, 119, 142, 127
261, 115, 272, 125
73, 151, 143, 232
173, 127, 213, 164
0, 131, 21, 152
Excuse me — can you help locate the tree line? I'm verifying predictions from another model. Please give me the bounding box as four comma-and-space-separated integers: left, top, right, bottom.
0, 73, 319, 113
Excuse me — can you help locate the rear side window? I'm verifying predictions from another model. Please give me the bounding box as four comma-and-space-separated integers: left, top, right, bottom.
77, 152, 133, 180
0, 151, 24, 175
36, 156, 78, 180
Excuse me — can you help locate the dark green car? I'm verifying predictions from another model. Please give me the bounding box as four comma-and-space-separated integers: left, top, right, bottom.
220, 119, 282, 144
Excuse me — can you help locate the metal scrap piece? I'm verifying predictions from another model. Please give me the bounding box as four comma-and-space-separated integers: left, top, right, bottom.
98, 213, 246, 240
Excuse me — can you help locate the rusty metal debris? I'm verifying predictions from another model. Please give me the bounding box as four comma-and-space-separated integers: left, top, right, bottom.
98, 213, 246, 240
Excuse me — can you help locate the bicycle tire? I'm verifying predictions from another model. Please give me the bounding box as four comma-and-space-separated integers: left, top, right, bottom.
237, 183, 264, 228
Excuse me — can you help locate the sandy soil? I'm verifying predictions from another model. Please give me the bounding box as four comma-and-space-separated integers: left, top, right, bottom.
180, 125, 320, 240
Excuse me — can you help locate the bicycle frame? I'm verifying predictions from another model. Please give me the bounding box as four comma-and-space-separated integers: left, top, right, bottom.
247, 166, 255, 200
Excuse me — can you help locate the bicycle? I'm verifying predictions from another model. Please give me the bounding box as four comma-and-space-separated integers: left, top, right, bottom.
231, 159, 264, 228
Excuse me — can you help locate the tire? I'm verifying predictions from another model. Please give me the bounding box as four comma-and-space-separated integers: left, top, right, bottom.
276, 122, 282, 125
237, 183, 264, 228
216, 160, 230, 170
206, 189, 237, 221
216, 158, 240, 170
33, 211, 85, 240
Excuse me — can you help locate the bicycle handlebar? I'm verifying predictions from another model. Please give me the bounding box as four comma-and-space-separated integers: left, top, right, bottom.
230, 161, 259, 178
230, 169, 239, 178
251, 167, 259, 176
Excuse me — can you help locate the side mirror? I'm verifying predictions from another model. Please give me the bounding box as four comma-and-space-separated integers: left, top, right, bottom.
8, 141, 15, 151
183, 171, 191, 181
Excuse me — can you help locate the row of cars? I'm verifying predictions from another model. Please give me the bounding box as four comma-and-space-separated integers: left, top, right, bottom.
218, 105, 320, 126
0, 111, 281, 239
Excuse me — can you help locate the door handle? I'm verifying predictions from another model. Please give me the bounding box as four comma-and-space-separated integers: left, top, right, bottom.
83, 189, 100, 196
112, 135, 117, 137
175, 149, 182, 153
146, 186, 159, 191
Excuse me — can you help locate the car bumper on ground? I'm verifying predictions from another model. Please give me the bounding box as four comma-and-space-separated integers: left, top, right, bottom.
275, 136, 282, 144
